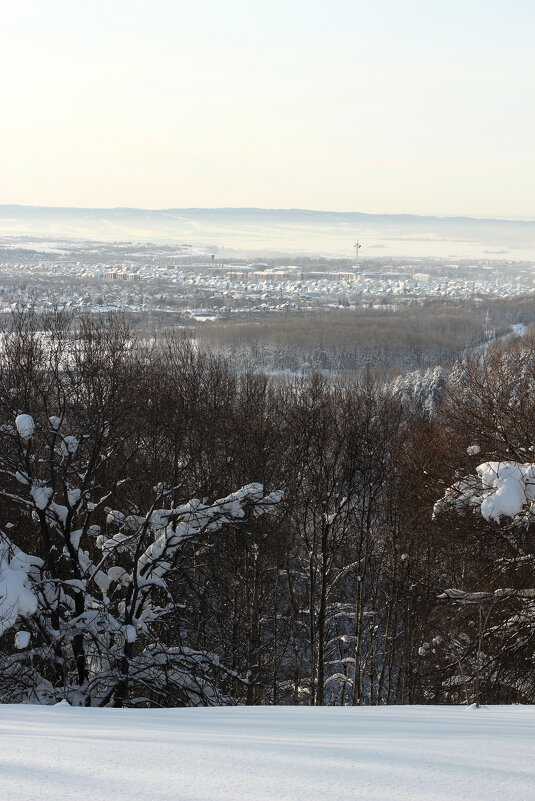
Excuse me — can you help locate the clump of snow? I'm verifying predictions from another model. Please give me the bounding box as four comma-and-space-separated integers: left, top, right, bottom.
467, 445, 480, 456
67, 489, 82, 507
477, 461, 535, 522
14, 631, 30, 649
60, 436, 79, 457
69, 529, 83, 550
125, 624, 137, 643
434, 460, 535, 524
15, 414, 35, 440
0, 541, 41, 636
106, 510, 125, 526
254, 489, 284, 516
49, 502, 68, 526
48, 416, 62, 431
30, 482, 53, 510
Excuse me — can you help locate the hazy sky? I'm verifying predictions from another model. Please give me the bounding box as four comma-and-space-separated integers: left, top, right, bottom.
1, 0, 534, 217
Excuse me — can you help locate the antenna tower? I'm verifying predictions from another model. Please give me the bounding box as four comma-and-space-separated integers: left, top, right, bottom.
353, 236, 361, 274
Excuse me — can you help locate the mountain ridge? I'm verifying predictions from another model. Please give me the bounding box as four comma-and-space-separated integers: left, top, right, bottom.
1, 204, 534, 226
1, 205, 534, 259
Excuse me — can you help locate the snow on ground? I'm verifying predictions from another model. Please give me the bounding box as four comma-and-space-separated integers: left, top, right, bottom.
0, 705, 533, 801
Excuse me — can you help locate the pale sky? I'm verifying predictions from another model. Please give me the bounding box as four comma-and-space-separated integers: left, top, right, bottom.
1, 0, 534, 218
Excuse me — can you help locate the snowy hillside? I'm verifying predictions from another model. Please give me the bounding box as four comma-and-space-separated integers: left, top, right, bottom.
0, 704, 533, 801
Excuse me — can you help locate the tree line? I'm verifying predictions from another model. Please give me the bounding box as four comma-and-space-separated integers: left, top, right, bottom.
198, 298, 535, 374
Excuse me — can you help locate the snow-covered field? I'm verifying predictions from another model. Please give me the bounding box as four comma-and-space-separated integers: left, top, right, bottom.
0, 705, 533, 801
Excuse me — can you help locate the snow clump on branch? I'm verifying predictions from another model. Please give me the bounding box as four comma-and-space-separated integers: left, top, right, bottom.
15, 414, 35, 440
434, 461, 535, 523
0, 538, 42, 637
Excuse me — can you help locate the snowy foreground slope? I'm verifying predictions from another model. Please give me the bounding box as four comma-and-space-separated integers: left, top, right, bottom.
0, 705, 534, 801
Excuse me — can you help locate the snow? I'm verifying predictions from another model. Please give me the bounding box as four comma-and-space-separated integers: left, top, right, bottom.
467, 445, 481, 456
60, 435, 78, 456
477, 461, 535, 522
125, 624, 137, 642
0, 705, 533, 801
15, 414, 35, 440
30, 482, 53, 510
435, 460, 535, 523
14, 631, 30, 649
511, 323, 527, 337
0, 543, 39, 636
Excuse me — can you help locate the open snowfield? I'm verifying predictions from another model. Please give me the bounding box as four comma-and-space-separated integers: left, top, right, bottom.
0, 704, 533, 801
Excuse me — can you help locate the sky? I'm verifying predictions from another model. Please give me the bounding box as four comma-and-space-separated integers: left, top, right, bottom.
1, 0, 534, 218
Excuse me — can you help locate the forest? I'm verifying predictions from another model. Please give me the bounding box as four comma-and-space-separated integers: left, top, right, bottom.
0, 310, 533, 708
199, 296, 535, 374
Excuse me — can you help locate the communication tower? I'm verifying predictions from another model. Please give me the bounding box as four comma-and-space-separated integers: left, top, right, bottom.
353, 236, 362, 275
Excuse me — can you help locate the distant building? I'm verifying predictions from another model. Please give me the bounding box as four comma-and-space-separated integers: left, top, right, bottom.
249, 269, 303, 281
413, 273, 431, 282
106, 271, 140, 281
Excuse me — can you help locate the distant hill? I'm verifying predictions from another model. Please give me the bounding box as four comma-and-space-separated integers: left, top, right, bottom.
0, 205, 534, 260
